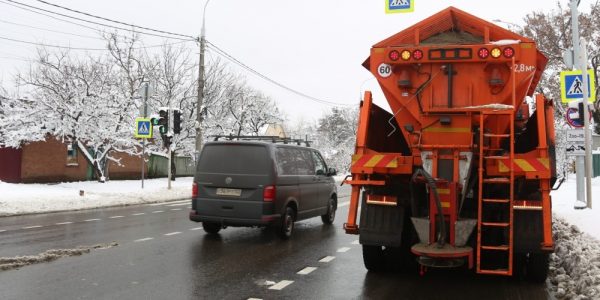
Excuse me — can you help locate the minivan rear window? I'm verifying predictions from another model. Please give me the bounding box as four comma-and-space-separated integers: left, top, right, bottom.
197, 144, 270, 175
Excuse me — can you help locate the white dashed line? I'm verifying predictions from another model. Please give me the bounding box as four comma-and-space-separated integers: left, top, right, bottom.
134, 237, 154, 242
152, 210, 164, 214
319, 256, 336, 263
164, 232, 181, 236
247, 298, 262, 300
109, 216, 124, 219
167, 203, 189, 207
84, 219, 100, 222
56, 222, 73, 225
268, 280, 294, 290
0, 230, 6, 233
189, 227, 203, 231
132, 213, 145, 216
170, 208, 182, 211
337, 247, 351, 253
297, 267, 317, 275
23, 225, 43, 229
338, 201, 350, 208
351, 240, 359, 245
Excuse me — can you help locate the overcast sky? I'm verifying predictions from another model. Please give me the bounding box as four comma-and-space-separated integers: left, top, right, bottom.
0, 0, 584, 124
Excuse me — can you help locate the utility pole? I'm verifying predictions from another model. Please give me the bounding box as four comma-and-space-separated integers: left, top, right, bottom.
570, 0, 594, 209
168, 105, 173, 190
140, 82, 150, 189
195, 0, 210, 161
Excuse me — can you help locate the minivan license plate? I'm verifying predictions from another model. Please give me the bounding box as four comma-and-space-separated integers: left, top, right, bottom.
216, 188, 241, 196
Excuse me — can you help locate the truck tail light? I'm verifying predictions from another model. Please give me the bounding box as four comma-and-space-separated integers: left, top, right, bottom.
478, 48, 489, 59
192, 182, 198, 198
503, 47, 515, 58
263, 185, 276, 202
413, 49, 423, 60
401, 50, 411, 61
389, 50, 400, 61
491, 48, 502, 58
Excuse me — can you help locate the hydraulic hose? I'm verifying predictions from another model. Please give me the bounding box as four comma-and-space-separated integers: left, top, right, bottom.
411, 168, 446, 247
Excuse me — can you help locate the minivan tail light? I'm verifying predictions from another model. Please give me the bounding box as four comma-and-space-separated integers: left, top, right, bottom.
192, 182, 198, 198
263, 185, 276, 202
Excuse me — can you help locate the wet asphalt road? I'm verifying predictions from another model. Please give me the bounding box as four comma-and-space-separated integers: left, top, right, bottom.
0, 186, 552, 300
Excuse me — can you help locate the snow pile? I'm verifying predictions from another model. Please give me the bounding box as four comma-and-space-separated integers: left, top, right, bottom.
552, 176, 600, 240
549, 217, 600, 299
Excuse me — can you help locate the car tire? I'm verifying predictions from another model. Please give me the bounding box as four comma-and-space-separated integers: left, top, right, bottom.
202, 222, 222, 234
277, 206, 295, 239
363, 245, 386, 272
321, 197, 336, 225
525, 253, 550, 283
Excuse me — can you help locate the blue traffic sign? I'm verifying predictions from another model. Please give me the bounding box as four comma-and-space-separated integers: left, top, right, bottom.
385, 0, 414, 14
560, 69, 596, 103
134, 118, 153, 138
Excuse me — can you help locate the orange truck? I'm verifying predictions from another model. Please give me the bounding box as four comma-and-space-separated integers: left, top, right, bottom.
344, 7, 556, 282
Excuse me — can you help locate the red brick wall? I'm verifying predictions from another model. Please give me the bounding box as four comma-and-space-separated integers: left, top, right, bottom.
20, 137, 88, 183
107, 151, 146, 180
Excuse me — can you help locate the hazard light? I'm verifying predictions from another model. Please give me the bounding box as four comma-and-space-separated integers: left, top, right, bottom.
413, 49, 423, 60
478, 48, 489, 59
389, 50, 400, 61
401, 50, 411, 61
503, 47, 515, 58
490, 48, 502, 58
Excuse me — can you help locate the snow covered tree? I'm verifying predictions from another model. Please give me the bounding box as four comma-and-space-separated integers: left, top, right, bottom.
315, 107, 358, 173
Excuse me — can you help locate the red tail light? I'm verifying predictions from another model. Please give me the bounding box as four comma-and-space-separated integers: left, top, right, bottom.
192, 182, 198, 198
389, 50, 400, 61
412, 49, 423, 60
263, 185, 276, 202
478, 48, 489, 59
503, 47, 515, 58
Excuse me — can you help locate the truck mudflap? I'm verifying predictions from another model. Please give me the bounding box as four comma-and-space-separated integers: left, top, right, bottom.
358, 193, 406, 247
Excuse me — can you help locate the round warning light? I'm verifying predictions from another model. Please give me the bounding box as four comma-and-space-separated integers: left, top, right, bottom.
413, 49, 424, 60
491, 48, 502, 58
389, 50, 400, 61
478, 48, 489, 59
401, 50, 412, 61
503, 47, 515, 58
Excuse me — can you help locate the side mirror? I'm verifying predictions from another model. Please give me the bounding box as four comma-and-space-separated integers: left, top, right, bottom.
327, 168, 337, 176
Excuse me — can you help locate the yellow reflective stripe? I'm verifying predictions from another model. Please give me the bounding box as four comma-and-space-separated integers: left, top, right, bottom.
498, 160, 509, 172
423, 127, 470, 133
386, 158, 398, 168
514, 159, 536, 172
364, 155, 384, 168
538, 158, 550, 170
351, 155, 361, 165
437, 189, 450, 195
441, 202, 450, 208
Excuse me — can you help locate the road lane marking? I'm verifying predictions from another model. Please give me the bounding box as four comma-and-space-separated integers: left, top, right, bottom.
132, 213, 145, 216
297, 267, 317, 275
22, 225, 43, 229
167, 203, 189, 207
0, 230, 6, 233
152, 210, 164, 213
351, 240, 359, 245
189, 227, 203, 231
319, 256, 336, 263
134, 237, 154, 242
338, 201, 350, 207
247, 298, 262, 300
109, 216, 124, 219
84, 219, 100, 222
268, 280, 294, 290
164, 232, 181, 236
337, 247, 351, 253
170, 208, 182, 211
56, 222, 73, 225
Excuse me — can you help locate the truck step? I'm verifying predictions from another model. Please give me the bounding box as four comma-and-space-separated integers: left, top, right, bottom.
484, 155, 510, 160
481, 222, 510, 227
483, 178, 511, 184
483, 133, 510, 138
478, 269, 511, 276
481, 245, 510, 251
483, 198, 510, 204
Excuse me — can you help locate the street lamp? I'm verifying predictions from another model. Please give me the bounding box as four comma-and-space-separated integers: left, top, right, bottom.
196, 0, 210, 161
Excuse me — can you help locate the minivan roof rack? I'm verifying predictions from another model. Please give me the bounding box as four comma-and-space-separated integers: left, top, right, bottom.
209, 135, 312, 147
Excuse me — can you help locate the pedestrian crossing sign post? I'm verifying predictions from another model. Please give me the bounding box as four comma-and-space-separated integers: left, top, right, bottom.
385, 0, 414, 14
134, 117, 153, 138
560, 69, 596, 103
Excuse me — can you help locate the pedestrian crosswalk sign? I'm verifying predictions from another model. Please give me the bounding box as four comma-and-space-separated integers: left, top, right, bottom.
560, 69, 596, 103
134, 118, 153, 138
385, 0, 414, 14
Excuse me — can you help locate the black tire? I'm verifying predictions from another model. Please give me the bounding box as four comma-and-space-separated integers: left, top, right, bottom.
362, 245, 386, 272
277, 207, 295, 239
202, 222, 221, 234
525, 253, 550, 283
321, 197, 336, 225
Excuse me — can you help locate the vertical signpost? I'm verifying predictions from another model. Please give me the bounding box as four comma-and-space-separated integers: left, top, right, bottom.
137, 82, 152, 189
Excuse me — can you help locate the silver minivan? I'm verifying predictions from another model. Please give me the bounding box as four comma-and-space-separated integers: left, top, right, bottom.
189, 140, 337, 239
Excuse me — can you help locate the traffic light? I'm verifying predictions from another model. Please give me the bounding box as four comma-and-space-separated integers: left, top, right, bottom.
173, 110, 182, 134
156, 109, 169, 134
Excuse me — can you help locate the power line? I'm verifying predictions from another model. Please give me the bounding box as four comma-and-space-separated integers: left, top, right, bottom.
33, 0, 196, 40
0, 35, 191, 51
3, 0, 195, 41
206, 41, 350, 107
0, 18, 104, 40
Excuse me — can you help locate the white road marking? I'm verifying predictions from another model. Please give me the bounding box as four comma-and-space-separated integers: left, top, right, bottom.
56, 222, 73, 225
351, 240, 359, 245
170, 208, 182, 211
167, 203, 189, 207
338, 201, 350, 208
131, 213, 145, 216
297, 267, 317, 275
189, 227, 203, 231
247, 298, 262, 300
134, 237, 154, 242
319, 256, 336, 263
109, 216, 124, 219
268, 280, 294, 290
22, 225, 43, 229
84, 218, 100, 222
152, 210, 164, 213
0, 229, 6, 233
164, 232, 181, 236
337, 247, 351, 253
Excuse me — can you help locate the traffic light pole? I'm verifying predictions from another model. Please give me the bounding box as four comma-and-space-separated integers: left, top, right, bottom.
141, 82, 149, 189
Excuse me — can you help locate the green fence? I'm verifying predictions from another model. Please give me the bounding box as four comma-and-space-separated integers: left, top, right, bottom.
148, 154, 195, 178
594, 153, 600, 178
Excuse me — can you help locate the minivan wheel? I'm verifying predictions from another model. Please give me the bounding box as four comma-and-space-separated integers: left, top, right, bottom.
202, 222, 222, 234
278, 207, 295, 239
321, 198, 336, 225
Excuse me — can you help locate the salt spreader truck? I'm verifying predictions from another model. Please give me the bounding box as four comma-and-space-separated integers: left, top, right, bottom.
344, 7, 556, 282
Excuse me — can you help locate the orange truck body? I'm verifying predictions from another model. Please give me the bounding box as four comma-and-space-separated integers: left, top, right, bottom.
345, 7, 556, 279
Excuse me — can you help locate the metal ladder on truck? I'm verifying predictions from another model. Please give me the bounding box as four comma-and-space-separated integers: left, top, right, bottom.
476, 110, 515, 275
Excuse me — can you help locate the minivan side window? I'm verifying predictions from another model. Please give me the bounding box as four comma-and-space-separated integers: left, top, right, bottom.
275, 147, 297, 175
312, 151, 327, 175
295, 149, 315, 176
